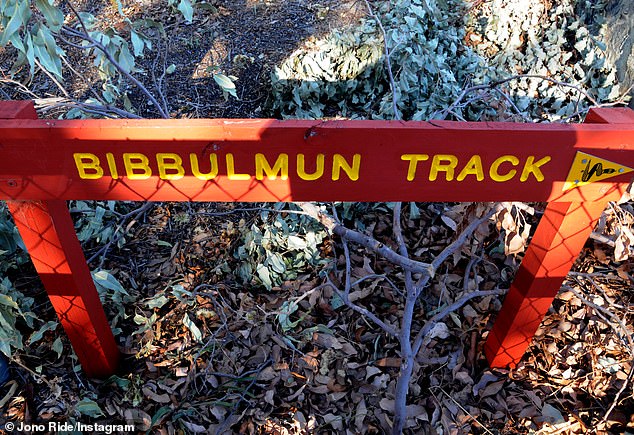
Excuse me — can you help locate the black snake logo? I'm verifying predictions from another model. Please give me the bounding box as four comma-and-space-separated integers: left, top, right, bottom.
581, 161, 616, 182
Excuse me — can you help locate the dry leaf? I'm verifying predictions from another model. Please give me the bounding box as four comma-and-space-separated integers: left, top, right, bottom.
142, 387, 171, 404
428, 322, 450, 340
124, 409, 151, 431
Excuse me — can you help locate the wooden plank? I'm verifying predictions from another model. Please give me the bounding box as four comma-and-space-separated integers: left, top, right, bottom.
2, 102, 119, 377
585, 107, 634, 124
0, 100, 37, 119
484, 200, 612, 367
0, 117, 632, 202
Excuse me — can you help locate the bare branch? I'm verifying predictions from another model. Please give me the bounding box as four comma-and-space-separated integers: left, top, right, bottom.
393, 202, 414, 291
413, 288, 507, 355
326, 277, 399, 338
33, 57, 70, 98
35, 98, 142, 119
334, 224, 435, 276
297, 202, 435, 276
0, 78, 40, 99
433, 73, 607, 120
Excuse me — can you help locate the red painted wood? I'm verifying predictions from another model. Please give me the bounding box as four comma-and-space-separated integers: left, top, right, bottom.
3, 102, 119, 377
0, 100, 37, 119
7, 201, 120, 376
1, 101, 633, 373
585, 107, 634, 124
485, 107, 633, 368
484, 200, 612, 367
0, 116, 632, 203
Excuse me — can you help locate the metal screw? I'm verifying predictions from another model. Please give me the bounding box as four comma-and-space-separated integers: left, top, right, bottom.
7, 180, 17, 188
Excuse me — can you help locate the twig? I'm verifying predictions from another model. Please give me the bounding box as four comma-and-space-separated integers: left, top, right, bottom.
86, 202, 154, 266
412, 288, 506, 355
0, 78, 40, 99
32, 57, 71, 99
431, 386, 495, 435
297, 202, 435, 276
333, 224, 434, 275
364, 0, 400, 120
35, 98, 142, 119
198, 206, 313, 218
492, 87, 531, 122
433, 74, 606, 120
562, 282, 634, 423
60, 7, 169, 119
350, 273, 403, 298
214, 358, 272, 435
589, 231, 616, 247
151, 36, 170, 116
462, 251, 483, 292
327, 276, 399, 338
9, 356, 56, 389
393, 202, 413, 291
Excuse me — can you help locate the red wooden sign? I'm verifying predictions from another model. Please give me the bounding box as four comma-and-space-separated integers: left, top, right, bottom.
1, 100, 633, 376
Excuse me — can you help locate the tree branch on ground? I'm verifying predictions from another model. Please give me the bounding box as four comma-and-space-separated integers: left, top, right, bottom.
59, 0, 169, 118
300, 201, 507, 434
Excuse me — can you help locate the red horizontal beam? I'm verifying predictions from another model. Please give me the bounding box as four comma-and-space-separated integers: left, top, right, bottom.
0, 117, 632, 203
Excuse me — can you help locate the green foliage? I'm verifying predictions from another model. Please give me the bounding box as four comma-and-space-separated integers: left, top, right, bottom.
271, 0, 622, 121
0, 0, 193, 114
92, 269, 135, 332
234, 205, 328, 290
71, 201, 123, 245
213, 73, 238, 99
271, 0, 490, 120
468, 0, 620, 120
75, 398, 105, 418
0, 277, 36, 357
271, 25, 385, 118
0, 204, 27, 275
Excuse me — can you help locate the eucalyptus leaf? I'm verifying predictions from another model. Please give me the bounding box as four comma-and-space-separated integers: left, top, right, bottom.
182, 313, 203, 343
213, 73, 238, 98
29, 320, 58, 344
0, 0, 31, 47
34, 0, 64, 31
76, 398, 104, 418
130, 30, 145, 57
52, 337, 64, 358
177, 0, 194, 23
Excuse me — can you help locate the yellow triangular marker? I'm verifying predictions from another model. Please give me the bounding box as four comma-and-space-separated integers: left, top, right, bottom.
563, 151, 634, 191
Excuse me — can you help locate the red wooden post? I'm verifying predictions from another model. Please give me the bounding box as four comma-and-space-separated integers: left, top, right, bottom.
485, 201, 610, 367
1, 102, 119, 377
485, 108, 634, 368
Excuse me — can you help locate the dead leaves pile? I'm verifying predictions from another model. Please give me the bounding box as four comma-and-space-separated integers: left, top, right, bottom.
2, 201, 634, 434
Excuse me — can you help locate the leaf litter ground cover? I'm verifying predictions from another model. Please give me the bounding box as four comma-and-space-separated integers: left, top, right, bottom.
2, 200, 633, 433
1, 0, 634, 433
